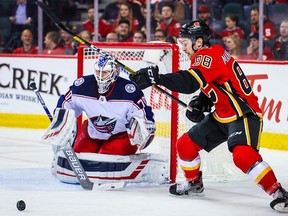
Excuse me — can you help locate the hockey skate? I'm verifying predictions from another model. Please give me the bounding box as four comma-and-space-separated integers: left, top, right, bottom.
169, 171, 204, 197
270, 187, 288, 212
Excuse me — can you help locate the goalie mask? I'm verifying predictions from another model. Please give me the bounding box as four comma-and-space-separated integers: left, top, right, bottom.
94, 56, 120, 94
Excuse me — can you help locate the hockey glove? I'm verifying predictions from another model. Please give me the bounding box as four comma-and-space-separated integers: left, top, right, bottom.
186, 107, 205, 123
188, 94, 213, 113
129, 65, 160, 90
185, 93, 213, 123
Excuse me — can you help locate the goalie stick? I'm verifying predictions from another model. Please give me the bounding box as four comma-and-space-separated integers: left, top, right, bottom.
35, 0, 191, 111
29, 82, 94, 190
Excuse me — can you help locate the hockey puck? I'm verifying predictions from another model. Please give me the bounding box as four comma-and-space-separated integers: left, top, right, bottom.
16, 200, 26, 211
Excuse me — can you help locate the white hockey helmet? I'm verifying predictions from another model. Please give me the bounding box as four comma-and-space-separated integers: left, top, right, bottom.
94, 56, 120, 94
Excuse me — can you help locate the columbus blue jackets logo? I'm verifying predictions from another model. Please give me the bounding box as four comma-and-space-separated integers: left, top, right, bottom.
125, 84, 136, 93
74, 78, 84, 86
90, 115, 117, 133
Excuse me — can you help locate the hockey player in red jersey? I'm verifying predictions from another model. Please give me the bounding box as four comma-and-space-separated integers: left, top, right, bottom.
129, 20, 288, 213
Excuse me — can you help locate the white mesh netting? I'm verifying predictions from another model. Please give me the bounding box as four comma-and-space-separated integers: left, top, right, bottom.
79, 43, 246, 182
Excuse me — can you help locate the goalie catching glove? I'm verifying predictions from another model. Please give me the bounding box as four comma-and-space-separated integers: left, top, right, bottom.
129, 65, 160, 90
126, 116, 156, 150
42, 108, 77, 153
186, 92, 214, 123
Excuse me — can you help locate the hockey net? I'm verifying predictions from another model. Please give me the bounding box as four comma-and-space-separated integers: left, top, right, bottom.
77, 42, 245, 183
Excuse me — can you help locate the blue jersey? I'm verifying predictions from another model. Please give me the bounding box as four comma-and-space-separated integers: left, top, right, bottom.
57, 75, 154, 140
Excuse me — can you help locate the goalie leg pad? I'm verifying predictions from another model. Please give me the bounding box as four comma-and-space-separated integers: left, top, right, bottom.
52, 152, 169, 185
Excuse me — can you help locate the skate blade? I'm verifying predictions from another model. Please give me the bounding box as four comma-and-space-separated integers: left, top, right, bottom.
273, 203, 288, 213
94, 181, 128, 191
169, 192, 205, 198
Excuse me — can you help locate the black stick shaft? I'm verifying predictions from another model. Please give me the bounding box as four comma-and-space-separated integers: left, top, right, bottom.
29, 82, 53, 121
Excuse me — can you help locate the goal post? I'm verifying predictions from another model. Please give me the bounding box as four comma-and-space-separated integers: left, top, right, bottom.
77, 42, 245, 183
77, 42, 181, 182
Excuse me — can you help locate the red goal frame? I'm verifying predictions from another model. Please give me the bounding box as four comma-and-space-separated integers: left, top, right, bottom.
77, 42, 184, 183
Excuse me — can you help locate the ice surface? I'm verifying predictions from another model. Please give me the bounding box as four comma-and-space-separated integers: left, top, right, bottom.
0, 127, 287, 216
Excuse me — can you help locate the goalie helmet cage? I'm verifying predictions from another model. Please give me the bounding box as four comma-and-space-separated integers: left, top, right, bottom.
77, 42, 245, 183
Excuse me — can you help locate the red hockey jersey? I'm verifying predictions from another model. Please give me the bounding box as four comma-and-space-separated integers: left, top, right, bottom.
188, 44, 262, 123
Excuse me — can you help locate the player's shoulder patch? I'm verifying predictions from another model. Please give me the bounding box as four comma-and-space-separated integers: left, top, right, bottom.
125, 83, 136, 93
74, 77, 85, 86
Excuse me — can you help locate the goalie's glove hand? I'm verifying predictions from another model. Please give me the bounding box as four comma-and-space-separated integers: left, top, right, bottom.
129, 65, 160, 90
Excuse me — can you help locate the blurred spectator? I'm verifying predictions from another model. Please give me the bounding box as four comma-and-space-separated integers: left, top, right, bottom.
273, 19, 288, 60
221, 14, 245, 44
111, 2, 139, 34
138, 4, 159, 35
153, 29, 167, 42
242, 32, 275, 60
57, 0, 77, 22
154, 0, 187, 23
12, 29, 38, 54
73, 30, 93, 54
79, 30, 93, 42
60, 30, 74, 55
8, 0, 37, 38
133, 30, 146, 42
224, 34, 242, 60
40, 0, 71, 34
250, 7, 277, 41
153, 29, 175, 43
157, 2, 181, 41
43, 31, 66, 55
197, 5, 222, 39
82, 5, 111, 40
115, 18, 133, 42
101, 0, 144, 25
106, 32, 119, 42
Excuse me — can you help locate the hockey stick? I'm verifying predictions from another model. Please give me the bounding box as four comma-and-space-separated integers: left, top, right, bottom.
35, 1, 190, 111
29, 82, 94, 190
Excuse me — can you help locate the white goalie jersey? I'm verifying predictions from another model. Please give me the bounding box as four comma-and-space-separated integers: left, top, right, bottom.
56, 75, 155, 148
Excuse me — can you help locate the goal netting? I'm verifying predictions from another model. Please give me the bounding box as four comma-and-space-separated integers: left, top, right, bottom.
77, 42, 246, 183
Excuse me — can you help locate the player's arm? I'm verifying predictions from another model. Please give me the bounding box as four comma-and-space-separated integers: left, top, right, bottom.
129, 65, 200, 94
56, 82, 83, 117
